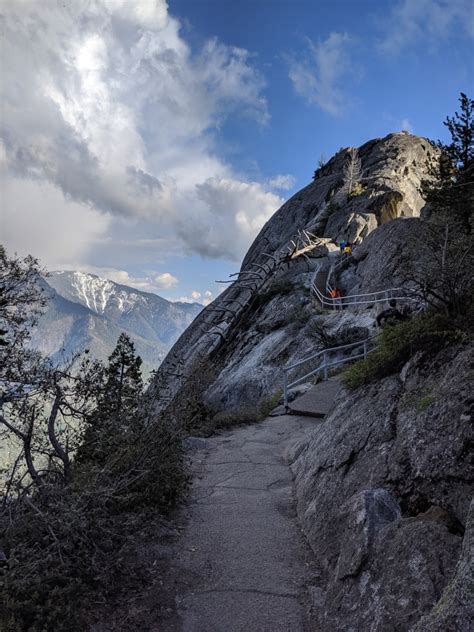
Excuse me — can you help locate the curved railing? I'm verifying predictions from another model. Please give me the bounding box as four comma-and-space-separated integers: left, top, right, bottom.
311, 259, 419, 309
326, 253, 353, 294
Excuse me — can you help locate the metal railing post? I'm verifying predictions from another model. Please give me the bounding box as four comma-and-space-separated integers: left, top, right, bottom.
282, 335, 378, 407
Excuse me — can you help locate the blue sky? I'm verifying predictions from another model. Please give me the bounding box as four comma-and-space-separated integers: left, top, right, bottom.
171, 0, 473, 183
1, 0, 473, 304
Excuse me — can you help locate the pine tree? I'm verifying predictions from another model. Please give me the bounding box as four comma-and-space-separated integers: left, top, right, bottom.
441, 92, 474, 170
77, 333, 143, 465
101, 332, 143, 421
424, 93, 474, 232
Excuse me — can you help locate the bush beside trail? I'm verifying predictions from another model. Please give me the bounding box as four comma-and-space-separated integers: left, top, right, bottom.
0, 250, 188, 632
1, 413, 186, 632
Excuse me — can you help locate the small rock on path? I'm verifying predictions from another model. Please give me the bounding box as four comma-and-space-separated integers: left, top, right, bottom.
174, 414, 319, 632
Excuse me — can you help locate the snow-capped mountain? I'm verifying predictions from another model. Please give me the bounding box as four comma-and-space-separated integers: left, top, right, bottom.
31, 271, 202, 375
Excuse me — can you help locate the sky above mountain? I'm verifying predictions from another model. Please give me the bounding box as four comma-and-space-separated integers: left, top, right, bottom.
1, 0, 473, 304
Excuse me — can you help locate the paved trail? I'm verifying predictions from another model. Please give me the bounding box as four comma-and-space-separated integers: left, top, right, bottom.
175, 414, 319, 632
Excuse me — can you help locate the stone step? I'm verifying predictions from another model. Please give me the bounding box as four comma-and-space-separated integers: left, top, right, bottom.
288, 378, 342, 418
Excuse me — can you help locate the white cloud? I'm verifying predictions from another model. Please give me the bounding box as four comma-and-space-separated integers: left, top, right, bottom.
154, 272, 179, 289
104, 0, 169, 30
175, 177, 284, 260
267, 174, 296, 191
379, 0, 474, 55
178, 290, 203, 304
1, 0, 280, 267
400, 118, 413, 133
0, 177, 110, 269
287, 33, 353, 116
203, 290, 213, 306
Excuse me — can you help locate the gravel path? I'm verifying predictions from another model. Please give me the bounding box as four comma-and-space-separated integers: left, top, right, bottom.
175, 414, 319, 632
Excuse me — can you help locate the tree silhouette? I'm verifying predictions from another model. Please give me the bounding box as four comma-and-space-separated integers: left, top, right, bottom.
424, 93, 474, 232
441, 92, 474, 170
77, 333, 143, 465
334, 147, 363, 203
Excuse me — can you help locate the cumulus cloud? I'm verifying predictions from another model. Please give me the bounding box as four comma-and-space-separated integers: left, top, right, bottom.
178, 290, 204, 304
0, 177, 110, 270
287, 33, 353, 116
176, 177, 284, 260
154, 272, 179, 289
379, 0, 474, 55
267, 174, 296, 191
203, 290, 213, 306
1, 0, 281, 266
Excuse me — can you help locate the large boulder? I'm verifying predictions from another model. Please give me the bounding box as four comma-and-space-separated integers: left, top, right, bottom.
336, 216, 433, 296
243, 132, 438, 269
289, 342, 474, 631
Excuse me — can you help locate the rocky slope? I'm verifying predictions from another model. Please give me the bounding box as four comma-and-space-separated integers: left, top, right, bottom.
287, 343, 473, 630
32, 271, 202, 375
146, 131, 473, 630
148, 132, 439, 412
242, 131, 435, 269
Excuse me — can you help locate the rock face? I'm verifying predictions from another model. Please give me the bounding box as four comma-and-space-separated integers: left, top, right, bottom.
333, 216, 433, 297
146, 131, 472, 630
242, 131, 437, 270
288, 343, 474, 631
415, 499, 474, 631
148, 132, 438, 413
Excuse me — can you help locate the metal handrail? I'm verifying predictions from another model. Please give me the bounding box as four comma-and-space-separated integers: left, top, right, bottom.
312, 283, 416, 309
284, 336, 374, 371
326, 253, 352, 294
282, 335, 377, 409
311, 261, 418, 309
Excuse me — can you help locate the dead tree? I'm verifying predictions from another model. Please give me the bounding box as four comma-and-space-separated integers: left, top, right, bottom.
154, 224, 329, 412
334, 147, 363, 203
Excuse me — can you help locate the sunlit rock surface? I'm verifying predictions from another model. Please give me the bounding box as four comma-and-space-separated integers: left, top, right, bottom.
149, 132, 438, 411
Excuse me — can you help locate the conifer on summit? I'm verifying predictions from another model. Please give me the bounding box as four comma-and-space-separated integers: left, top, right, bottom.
424, 92, 474, 232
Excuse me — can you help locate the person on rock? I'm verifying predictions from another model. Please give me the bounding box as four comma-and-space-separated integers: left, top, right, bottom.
339, 240, 347, 253
343, 243, 352, 256
329, 287, 343, 309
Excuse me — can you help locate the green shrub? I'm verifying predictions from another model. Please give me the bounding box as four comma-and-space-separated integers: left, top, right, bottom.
400, 387, 436, 413
415, 394, 436, 413
343, 311, 468, 390
258, 390, 283, 418
210, 409, 257, 431
1, 413, 187, 632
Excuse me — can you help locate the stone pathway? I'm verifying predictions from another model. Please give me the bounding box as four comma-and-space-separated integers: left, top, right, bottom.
174, 414, 320, 632
288, 378, 342, 418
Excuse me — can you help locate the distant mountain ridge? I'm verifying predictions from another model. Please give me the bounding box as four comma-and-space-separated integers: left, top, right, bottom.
31, 271, 202, 375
